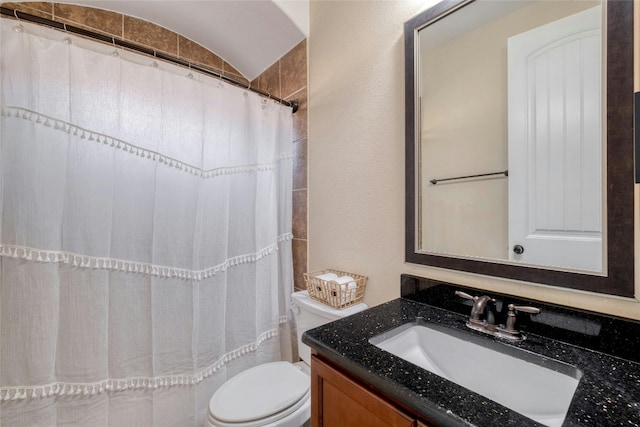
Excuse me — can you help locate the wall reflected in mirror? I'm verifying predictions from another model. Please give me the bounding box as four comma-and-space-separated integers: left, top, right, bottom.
417, 0, 604, 274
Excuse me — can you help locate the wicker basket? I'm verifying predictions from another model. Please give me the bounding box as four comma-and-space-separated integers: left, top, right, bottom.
303, 269, 367, 309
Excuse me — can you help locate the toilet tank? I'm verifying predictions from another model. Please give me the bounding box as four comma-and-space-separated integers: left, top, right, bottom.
291, 290, 368, 365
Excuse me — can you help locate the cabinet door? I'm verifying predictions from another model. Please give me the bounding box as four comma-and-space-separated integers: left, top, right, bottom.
311, 355, 416, 427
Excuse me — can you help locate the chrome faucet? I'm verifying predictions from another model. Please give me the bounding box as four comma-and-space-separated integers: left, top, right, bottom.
455, 290, 540, 341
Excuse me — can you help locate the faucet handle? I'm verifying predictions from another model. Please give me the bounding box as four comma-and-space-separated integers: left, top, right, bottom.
503, 303, 541, 333
455, 290, 477, 301
511, 304, 541, 315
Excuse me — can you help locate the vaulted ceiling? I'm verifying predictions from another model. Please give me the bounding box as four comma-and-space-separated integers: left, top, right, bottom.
61, 1, 308, 81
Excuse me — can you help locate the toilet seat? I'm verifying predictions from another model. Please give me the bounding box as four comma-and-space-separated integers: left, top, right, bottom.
208, 361, 310, 427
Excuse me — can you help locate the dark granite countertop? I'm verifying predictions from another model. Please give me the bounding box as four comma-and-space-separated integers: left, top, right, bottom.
302, 275, 640, 426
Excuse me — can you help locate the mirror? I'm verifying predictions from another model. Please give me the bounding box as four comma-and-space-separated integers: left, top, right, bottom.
420, 0, 603, 272
405, 0, 635, 297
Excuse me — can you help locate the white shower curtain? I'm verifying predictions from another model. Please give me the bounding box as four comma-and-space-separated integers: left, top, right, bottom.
0, 19, 294, 427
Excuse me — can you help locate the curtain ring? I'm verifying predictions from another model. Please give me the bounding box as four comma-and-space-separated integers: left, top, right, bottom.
61, 24, 73, 44
111, 37, 119, 57
13, 10, 24, 33
187, 63, 193, 79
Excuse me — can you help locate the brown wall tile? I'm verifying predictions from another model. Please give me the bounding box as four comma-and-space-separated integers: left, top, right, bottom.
293, 190, 307, 240
257, 61, 281, 99
293, 238, 308, 291
4, 2, 52, 13
280, 40, 307, 99
293, 138, 307, 191
124, 15, 177, 55
3, 2, 53, 19
54, 4, 122, 37
290, 89, 308, 142
178, 36, 223, 71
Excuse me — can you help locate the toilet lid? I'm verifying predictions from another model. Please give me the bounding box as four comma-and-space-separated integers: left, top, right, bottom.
209, 361, 309, 423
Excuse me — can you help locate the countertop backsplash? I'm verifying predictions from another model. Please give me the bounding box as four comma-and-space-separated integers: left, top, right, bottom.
401, 274, 640, 363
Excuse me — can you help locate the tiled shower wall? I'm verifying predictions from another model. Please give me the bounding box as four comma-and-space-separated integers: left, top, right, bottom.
2, 2, 309, 290
251, 43, 308, 292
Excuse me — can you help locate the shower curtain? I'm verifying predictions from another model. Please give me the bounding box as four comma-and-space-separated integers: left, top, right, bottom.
0, 19, 294, 426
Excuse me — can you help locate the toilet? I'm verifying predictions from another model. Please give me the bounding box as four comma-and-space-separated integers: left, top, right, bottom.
206, 290, 368, 427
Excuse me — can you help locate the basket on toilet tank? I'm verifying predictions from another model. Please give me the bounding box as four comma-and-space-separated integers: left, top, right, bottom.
303, 269, 367, 309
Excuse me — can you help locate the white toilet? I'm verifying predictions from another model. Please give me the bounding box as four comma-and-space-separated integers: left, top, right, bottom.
206, 290, 368, 427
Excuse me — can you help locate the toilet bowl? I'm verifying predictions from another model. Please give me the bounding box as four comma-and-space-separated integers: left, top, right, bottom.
207, 361, 310, 427
205, 290, 367, 427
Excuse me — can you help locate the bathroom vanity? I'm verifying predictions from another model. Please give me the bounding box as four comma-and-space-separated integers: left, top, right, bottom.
311, 355, 428, 427
303, 275, 640, 426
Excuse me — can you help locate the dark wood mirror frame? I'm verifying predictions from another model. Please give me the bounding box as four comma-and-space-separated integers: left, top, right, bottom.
405, 0, 635, 297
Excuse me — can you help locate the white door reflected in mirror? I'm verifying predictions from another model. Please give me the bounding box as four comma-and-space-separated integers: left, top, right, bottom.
508, 6, 602, 272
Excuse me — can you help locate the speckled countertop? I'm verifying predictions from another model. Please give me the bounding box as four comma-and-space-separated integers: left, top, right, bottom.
302, 275, 640, 426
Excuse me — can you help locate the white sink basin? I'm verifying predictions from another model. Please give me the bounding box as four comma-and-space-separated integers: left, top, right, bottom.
369, 321, 582, 427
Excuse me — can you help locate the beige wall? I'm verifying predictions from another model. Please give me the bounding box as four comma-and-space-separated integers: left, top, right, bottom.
309, 0, 640, 319
309, 0, 430, 307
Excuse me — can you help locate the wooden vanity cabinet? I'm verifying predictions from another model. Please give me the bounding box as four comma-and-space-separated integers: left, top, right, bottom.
311, 354, 436, 427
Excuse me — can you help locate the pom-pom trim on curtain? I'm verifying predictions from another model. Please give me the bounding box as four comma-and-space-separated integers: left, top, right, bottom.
1, 107, 294, 178
0, 234, 292, 281
0, 325, 287, 401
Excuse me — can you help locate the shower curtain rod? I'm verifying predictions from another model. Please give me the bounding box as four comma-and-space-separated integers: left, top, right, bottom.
0, 7, 299, 114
